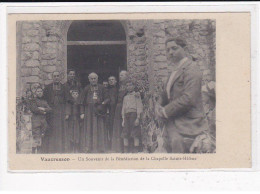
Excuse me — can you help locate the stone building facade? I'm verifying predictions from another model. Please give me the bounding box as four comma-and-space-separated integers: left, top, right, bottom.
16, 20, 216, 153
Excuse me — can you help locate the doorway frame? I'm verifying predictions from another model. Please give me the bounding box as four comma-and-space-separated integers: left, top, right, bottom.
62, 20, 128, 82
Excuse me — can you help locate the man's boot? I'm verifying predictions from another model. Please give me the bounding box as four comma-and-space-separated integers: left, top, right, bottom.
123, 146, 129, 153
132, 146, 139, 153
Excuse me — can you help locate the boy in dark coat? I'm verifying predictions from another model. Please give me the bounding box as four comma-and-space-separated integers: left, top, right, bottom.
65, 88, 81, 153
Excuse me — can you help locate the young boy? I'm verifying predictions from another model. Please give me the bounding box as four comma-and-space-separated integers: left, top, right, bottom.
65, 88, 81, 153
121, 80, 143, 153
30, 86, 52, 154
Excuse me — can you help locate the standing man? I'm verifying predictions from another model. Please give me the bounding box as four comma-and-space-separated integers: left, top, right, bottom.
155, 37, 207, 153
64, 69, 82, 153
107, 76, 118, 148
78, 72, 109, 153
43, 71, 66, 153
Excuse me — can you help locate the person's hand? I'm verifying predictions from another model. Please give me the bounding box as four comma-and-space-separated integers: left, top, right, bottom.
122, 120, 125, 127
134, 118, 140, 126
80, 114, 85, 119
135, 92, 140, 98
155, 103, 164, 119
65, 115, 69, 120
38, 107, 45, 111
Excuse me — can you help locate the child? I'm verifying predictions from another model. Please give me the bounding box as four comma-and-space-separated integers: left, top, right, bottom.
30, 86, 52, 154
65, 88, 81, 153
121, 80, 143, 153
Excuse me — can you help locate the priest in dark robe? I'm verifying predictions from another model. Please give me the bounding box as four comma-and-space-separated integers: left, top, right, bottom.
78, 72, 109, 153
64, 69, 82, 153
43, 71, 66, 153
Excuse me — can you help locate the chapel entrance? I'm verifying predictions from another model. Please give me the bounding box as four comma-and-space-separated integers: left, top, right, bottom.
67, 20, 127, 87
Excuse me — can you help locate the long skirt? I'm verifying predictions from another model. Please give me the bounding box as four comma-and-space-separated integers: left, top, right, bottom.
111, 103, 123, 153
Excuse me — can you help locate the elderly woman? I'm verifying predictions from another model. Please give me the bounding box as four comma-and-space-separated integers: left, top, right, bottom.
111, 70, 128, 153
78, 72, 109, 153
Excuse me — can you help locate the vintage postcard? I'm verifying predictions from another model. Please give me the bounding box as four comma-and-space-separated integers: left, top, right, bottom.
8, 12, 251, 170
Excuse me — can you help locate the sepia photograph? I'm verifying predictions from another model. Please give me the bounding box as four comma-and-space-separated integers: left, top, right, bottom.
7, 11, 251, 170
15, 19, 216, 154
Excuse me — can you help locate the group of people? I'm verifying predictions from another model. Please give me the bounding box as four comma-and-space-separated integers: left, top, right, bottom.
28, 68, 143, 154
27, 36, 209, 154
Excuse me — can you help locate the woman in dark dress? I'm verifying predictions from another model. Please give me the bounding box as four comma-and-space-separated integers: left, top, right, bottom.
111, 70, 128, 153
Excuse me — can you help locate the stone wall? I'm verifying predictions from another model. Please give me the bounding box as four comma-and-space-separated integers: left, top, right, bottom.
17, 19, 215, 98
17, 20, 70, 97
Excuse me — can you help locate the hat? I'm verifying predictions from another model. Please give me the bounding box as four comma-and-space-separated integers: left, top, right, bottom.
94, 103, 107, 117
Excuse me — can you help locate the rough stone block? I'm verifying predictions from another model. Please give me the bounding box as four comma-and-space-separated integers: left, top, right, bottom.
31, 37, 40, 43
155, 55, 167, 62
137, 55, 146, 61
153, 20, 163, 24
42, 48, 56, 54
135, 61, 146, 66
22, 23, 33, 30
21, 68, 32, 77
22, 43, 40, 51
25, 76, 40, 83
154, 44, 165, 51
27, 30, 39, 37
154, 31, 165, 37
41, 37, 48, 42
44, 80, 53, 85
129, 44, 135, 51
47, 73, 53, 80
155, 62, 168, 69
154, 37, 165, 44
33, 22, 41, 29
31, 67, 40, 76
42, 65, 56, 73
25, 59, 40, 67
21, 52, 32, 60
22, 37, 32, 44
48, 36, 58, 42
44, 42, 57, 49
32, 51, 39, 60
135, 49, 145, 56
41, 53, 56, 60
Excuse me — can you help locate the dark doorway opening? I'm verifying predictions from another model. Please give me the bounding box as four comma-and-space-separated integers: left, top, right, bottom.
67, 20, 127, 87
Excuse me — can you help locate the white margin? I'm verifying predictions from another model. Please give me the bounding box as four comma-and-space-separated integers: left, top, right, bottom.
0, 2, 259, 191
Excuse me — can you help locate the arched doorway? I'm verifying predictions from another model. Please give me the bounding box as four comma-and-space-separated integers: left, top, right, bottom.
67, 20, 127, 87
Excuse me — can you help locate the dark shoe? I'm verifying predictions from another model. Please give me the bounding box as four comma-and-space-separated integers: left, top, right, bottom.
123, 146, 129, 153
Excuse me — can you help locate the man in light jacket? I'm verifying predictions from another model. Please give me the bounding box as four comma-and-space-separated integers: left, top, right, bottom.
155, 37, 207, 153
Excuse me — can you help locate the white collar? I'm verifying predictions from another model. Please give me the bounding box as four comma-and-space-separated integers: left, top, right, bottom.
171, 57, 189, 71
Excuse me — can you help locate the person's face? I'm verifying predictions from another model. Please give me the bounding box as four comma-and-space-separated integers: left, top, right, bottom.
53, 72, 61, 82
103, 82, 108, 88
71, 91, 79, 99
31, 83, 40, 92
26, 91, 32, 98
166, 41, 186, 64
89, 75, 98, 86
108, 77, 117, 86
126, 83, 134, 93
119, 72, 127, 82
68, 71, 76, 81
35, 88, 43, 98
